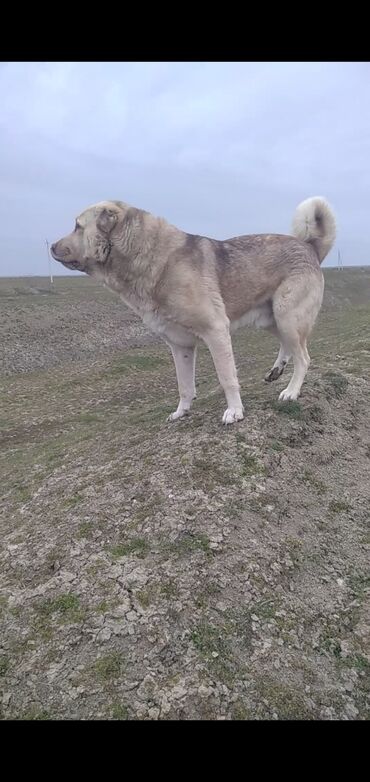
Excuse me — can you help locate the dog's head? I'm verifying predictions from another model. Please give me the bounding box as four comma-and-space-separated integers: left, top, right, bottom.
51, 201, 129, 273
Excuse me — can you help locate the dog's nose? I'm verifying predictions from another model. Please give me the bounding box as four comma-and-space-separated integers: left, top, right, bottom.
51, 243, 56, 254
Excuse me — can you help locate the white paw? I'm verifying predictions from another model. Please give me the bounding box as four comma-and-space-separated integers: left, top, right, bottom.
222, 407, 244, 425
279, 388, 299, 402
167, 409, 190, 422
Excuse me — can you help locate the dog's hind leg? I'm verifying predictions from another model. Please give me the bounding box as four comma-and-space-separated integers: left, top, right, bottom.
264, 325, 291, 382
272, 271, 324, 401
167, 342, 197, 421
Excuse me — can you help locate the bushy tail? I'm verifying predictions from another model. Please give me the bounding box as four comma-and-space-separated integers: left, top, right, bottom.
292, 196, 336, 263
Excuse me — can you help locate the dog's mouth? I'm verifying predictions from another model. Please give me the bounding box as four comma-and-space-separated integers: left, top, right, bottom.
50, 248, 82, 271
58, 259, 82, 270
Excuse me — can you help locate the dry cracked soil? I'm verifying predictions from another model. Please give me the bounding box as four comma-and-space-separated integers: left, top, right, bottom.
0, 269, 369, 720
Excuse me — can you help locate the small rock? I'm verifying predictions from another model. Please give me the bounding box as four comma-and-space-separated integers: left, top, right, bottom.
98, 627, 112, 641
340, 640, 351, 659
344, 702, 359, 719
198, 684, 213, 698
2, 693, 11, 707
172, 685, 187, 699
112, 601, 130, 616
59, 570, 75, 583
91, 615, 104, 628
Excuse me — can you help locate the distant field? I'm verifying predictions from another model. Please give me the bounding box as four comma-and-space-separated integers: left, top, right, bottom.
0, 269, 369, 720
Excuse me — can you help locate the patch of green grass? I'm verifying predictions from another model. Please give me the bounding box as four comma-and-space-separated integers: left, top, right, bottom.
191, 457, 237, 489
131, 495, 163, 524
270, 440, 284, 452
321, 636, 342, 659
77, 521, 93, 538
19, 708, 51, 721
40, 593, 80, 615
94, 653, 124, 681
302, 469, 327, 495
86, 559, 106, 576
9, 482, 33, 503
0, 596, 8, 615
328, 499, 351, 514
0, 655, 10, 676
251, 599, 279, 621
324, 371, 349, 399
305, 404, 325, 424
240, 453, 266, 478
63, 493, 84, 509
35, 593, 85, 630
109, 354, 166, 375
166, 532, 213, 559
256, 679, 315, 720
160, 580, 179, 599
109, 537, 149, 559
285, 537, 304, 567
231, 700, 252, 720
96, 600, 110, 614
9, 606, 22, 618
248, 492, 275, 514
348, 574, 370, 599
346, 655, 370, 672
135, 589, 154, 609
191, 622, 227, 661
110, 703, 129, 720
271, 400, 303, 419
194, 581, 221, 609
75, 413, 101, 425
190, 611, 250, 686
235, 432, 266, 478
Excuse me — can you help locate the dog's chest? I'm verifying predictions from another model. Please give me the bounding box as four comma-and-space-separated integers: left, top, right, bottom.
142, 311, 194, 346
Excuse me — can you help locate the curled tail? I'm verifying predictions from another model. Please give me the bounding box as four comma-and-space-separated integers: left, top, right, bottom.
292, 196, 336, 264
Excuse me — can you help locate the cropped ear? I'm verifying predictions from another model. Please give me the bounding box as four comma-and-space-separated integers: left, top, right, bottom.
96, 208, 118, 234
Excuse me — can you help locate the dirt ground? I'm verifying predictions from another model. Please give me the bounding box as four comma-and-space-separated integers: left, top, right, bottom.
0, 269, 369, 720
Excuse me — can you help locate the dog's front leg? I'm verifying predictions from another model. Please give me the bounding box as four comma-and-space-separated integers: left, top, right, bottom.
202, 323, 244, 425
166, 342, 197, 421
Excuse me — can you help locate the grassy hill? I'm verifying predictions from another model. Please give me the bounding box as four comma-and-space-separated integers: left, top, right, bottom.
0, 269, 369, 720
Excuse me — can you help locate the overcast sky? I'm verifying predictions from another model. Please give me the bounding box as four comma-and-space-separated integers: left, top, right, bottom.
1, 61, 369, 275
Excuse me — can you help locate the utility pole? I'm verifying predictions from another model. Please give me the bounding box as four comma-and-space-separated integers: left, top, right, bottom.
45, 239, 54, 287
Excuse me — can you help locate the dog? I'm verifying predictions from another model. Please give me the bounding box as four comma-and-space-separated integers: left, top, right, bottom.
51, 196, 336, 424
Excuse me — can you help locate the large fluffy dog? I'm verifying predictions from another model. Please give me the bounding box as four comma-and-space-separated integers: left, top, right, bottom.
51, 196, 336, 424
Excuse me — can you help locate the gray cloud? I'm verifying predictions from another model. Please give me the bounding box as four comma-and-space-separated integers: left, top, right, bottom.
1, 61, 369, 275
